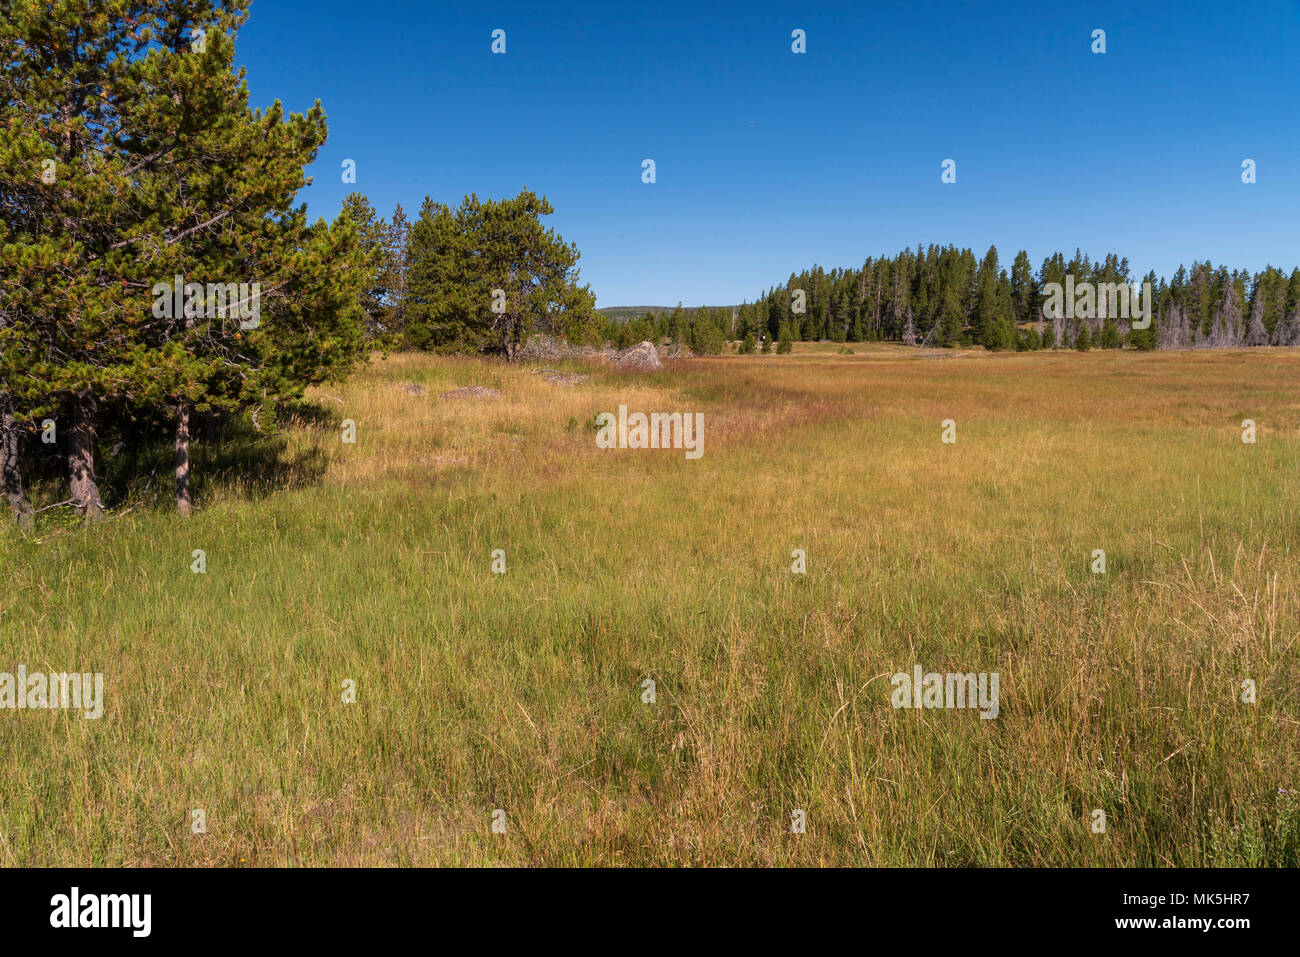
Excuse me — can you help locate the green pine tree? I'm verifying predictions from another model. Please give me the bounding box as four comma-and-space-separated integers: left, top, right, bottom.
1, 0, 370, 518
404, 191, 593, 359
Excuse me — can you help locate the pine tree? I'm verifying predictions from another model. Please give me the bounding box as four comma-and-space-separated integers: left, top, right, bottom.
405, 198, 474, 351
386, 204, 410, 344
0, 0, 370, 519
1074, 322, 1092, 351
1010, 250, 1035, 325
974, 245, 1001, 346
404, 191, 592, 358
0, 0, 159, 520
937, 281, 964, 347
340, 193, 392, 339
121, 2, 368, 516
691, 310, 725, 355
668, 303, 688, 347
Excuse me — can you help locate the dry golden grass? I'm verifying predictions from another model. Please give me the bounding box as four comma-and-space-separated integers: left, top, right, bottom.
2, 343, 1298, 865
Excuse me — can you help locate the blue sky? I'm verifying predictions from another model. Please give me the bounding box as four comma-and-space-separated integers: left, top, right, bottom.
234, 0, 1300, 306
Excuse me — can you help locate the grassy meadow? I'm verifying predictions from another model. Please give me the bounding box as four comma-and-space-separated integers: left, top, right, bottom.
2, 343, 1299, 866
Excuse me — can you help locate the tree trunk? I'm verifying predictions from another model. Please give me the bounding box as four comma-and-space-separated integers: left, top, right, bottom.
68, 396, 105, 524
1, 395, 34, 530
175, 401, 192, 518
503, 313, 520, 362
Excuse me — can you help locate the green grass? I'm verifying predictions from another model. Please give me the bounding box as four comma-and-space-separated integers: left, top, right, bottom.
2, 346, 1298, 865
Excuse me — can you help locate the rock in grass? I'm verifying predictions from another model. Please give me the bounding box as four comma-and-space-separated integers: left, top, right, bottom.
528, 368, 590, 386
613, 340, 663, 371
439, 385, 502, 401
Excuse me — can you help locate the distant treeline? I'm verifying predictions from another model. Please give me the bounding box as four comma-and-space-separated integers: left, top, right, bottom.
349, 200, 1300, 356
735, 246, 1300, 351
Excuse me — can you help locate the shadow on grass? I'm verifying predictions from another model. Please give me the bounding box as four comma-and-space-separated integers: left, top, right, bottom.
15, 399, 341, 524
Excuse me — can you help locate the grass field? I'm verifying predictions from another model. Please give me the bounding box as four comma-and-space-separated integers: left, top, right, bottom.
2, 344, 1299, 866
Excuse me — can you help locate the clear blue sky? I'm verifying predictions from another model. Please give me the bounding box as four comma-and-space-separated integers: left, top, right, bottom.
234, 0, 1300, 306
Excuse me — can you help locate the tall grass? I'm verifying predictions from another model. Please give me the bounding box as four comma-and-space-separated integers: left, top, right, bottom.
2, 345, 1297, 865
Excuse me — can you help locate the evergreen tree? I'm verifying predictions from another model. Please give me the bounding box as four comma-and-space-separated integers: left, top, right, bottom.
937, 280, 964, 347
1074, 322, 1093, 351
404, 198, 475, 351
339, 192, 393, 339
404, 191, 592, 358
690, 309, 725, 355
1010, 250, 1036, 325
1, 0, 369, 519
745, 248, 1300, 354
668, 303, 687, 346
974, 245, 1001, 346
385, 203, 410, 343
